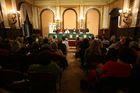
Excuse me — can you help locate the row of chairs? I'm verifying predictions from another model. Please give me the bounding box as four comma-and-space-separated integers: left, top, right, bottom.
0, 69, 61, 93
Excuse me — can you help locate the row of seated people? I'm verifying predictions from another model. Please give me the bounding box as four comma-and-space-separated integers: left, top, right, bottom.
87, 46, 139, 93
0, 68, 60, 93
76, 36, 140, 93
54, 28, 89, 34
0, 36, 68, 71
0, 36, 68, 93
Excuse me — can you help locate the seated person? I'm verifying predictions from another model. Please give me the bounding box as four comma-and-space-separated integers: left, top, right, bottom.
99, 46, 136, 78
28, 49, 61, 78
73, 28, 76, 34
65, 28, 70, 34
96, 46, 136, 93
85, 28, 89, 32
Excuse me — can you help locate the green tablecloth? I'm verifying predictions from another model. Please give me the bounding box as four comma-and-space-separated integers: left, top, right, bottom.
48, 33, 92, 40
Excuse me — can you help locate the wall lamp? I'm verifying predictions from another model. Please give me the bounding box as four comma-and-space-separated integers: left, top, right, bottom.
55, 17, 60, 29
79, 17, 85, 29
8, 10, 20, 28
119, 8, 132, 27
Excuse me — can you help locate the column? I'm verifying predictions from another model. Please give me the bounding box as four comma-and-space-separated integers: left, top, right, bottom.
102, 6, 109, 29
80, 5, 84, 29
1, 0, 9, 28
131, 0, 140, 27
56, 6, 60, 29
32, 7, 39, 29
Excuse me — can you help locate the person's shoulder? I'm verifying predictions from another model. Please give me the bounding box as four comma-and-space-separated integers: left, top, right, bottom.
29, 64, 40, 68
28, 64, 41, 72
105, 60, 116, 65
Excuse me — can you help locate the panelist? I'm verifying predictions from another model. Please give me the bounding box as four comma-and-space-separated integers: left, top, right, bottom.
65, 28, 70, 34
73, 28, 76, 34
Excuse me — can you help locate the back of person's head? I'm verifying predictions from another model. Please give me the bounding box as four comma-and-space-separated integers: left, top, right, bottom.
53, 36, 56, 39
76, 37, 79, 40
90, 40, 100, 48
83, 38, 89, 44
62, 36, 65, 41
43, 37, 49, 44
110, 35, 116, 43
26, 37, 34, 45
37, 50, 52, 65
129, 41, 138, 49
106, 48, 118, 61
51, 42, 58, 51
91, 34, 95, 40
118, 46, 136, 64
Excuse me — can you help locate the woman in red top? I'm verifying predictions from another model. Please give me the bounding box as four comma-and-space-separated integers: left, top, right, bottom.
100, 60, 132, 78
100, 46, 136, 78
97, 46, 136, 93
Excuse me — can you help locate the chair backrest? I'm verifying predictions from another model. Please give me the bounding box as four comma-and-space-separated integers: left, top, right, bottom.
100, 77, 130, 87
0, 69, 24, 87
28, 72, 57, 93
98, 77, 130, 93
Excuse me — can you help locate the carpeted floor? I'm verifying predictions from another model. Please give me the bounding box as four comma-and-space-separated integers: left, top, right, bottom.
58, 47, 91, 93
57, 47, 127, 93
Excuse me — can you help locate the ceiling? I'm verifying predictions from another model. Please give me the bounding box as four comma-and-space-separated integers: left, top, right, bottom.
33, 0, 115, 6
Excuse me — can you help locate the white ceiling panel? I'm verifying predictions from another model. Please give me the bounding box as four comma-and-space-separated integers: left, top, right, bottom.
33, 0, 115, 6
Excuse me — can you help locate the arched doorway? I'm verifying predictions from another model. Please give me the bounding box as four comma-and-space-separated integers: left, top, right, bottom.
62, 8, 77, 30
40, 9, 54, 37
86, 8, 100, 36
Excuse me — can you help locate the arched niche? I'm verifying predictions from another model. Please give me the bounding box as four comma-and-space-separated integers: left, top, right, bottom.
62, 8, 77, 29
85, 8, 100, 36
40, 9, 54, 37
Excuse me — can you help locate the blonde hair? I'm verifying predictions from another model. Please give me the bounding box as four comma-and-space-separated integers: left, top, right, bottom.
89, 40, 102, 55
